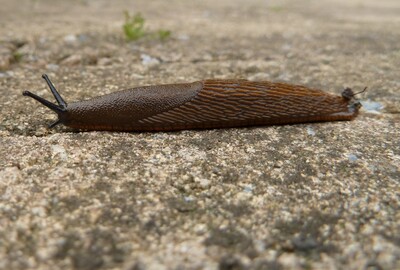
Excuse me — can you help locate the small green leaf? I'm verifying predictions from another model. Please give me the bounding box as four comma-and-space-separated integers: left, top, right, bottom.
122, 11, 172, 42
157, 30, 171, 41
13, 52, 23, 62
123, 11, 146, 41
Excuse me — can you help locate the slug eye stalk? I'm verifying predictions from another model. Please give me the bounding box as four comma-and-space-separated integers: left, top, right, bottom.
341, 86, 367, 100
22, 74, 67, 128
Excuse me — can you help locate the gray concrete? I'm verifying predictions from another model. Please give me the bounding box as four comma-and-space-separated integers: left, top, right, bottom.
0, 0, 399, 269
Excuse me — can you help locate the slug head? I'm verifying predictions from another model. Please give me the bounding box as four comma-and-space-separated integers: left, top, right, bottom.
341, 87, 366, 112
22, 74, 68, 128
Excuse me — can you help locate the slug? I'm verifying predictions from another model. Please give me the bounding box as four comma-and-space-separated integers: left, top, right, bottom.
22, 74, 363, 131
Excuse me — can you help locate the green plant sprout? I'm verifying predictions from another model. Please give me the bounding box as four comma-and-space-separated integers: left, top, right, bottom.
123, 11, 146, 41
13, 51, 23, 62
157, 30, 171, 40
123, 11, 171, 41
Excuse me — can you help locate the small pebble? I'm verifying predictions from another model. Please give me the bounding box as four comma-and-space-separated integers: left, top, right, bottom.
60, 54, 82, 66
140, 54, 160, 66
348, 154, 358, 162
177, 34, 190, 41
46, 63, 59, 71
307, 126, 316, 136
361, 100, 384, 114
97, 57, 112, 66
63, 34, 78, 44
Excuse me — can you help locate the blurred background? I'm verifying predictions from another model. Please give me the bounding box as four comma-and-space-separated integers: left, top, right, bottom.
0, 1, 399, 270
1, 0, 398, 92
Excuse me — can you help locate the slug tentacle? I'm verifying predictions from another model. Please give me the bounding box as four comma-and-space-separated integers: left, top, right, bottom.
41, 74, 68, 108
341, 86, 367, 101
22, 91, 65, 114
22, 74, 68, 128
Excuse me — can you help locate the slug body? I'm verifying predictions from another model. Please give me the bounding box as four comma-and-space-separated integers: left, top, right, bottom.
23, 75, 362, 131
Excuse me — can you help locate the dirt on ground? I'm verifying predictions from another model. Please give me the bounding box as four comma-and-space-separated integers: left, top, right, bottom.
0, 0, 399, 269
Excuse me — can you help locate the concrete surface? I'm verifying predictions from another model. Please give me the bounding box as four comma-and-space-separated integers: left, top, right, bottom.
0, 0, 399, 269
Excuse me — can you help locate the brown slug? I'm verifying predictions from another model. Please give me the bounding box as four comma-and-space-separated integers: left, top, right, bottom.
22, 74, 363, 131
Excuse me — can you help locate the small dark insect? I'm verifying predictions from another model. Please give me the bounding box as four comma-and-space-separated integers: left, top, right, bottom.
22, 74, 363, 131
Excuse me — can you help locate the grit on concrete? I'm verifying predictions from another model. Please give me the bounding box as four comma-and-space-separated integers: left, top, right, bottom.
0, 0, 399, 269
